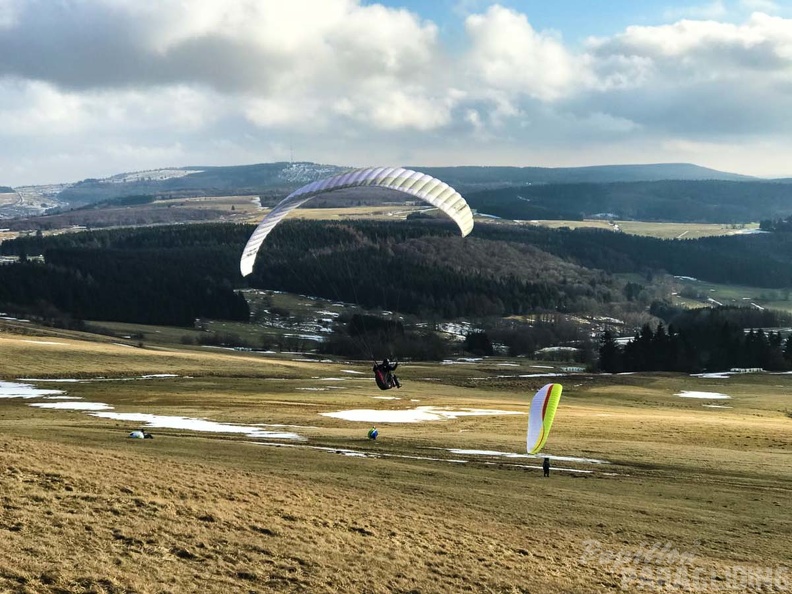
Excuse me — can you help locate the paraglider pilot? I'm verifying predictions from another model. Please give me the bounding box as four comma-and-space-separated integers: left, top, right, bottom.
373, 358, 400, 390
543, 457, 550, 477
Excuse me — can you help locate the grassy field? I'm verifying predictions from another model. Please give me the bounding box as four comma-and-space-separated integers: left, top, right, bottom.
0, 326, 790, 593
524, 219, 761, 239
144, 195, 430, 227
667, 276, 792, 314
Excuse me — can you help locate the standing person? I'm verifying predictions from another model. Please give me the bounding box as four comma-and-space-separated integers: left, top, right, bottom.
543, 457, 550, 477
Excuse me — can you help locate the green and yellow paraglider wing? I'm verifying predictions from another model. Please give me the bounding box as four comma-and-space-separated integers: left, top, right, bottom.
526, 383, 563, 455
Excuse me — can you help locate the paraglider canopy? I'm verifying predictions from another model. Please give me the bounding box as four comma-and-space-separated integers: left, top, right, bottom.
526, 383, 563, 454
240, 167, 474, 277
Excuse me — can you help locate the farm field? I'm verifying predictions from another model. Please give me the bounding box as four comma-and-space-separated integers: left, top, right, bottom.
0, 327, 790, 593
526, 219, 760, 239
668, 277, 792, 315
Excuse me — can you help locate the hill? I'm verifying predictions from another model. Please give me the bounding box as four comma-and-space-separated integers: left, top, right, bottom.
5, 218, 792, 329
1, 334, 789, 594
414, 162, 753, 190
466, 180, 792, 223
5, 161, 754, 216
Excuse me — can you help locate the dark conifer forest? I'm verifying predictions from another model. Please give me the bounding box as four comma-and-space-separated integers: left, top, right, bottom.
598, 306, 792, 373
2, 219, 792, 342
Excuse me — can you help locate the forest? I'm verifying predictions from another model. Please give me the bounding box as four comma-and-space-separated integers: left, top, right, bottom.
0, 225, 249, 326
1, 219, 792, 331
466, 180, 792, 223
598, 306, 792, 373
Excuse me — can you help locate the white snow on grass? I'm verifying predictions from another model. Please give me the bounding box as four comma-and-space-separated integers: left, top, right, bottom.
30, 401, 112, 411
249, 443, 601, 474
19, 374, 179, 383
20, 378, 84, 383
500, 463, 593, 474
691, 372, 732, 379
445, 449, 608, 465
676, 391, 730, 399
441, 358, 482, 365
341, 370, 365, 374
250, 441, 468, 464
321, 406, 522, 423
0, 381, 64, 398
703, 404, 733, 409
91, 412, 304, 440
21, 340, 68, 345
372, 396, 400, 400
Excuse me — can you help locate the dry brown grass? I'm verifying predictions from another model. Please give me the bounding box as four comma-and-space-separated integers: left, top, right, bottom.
1, 329, 790, 593
526, 220, 759, 239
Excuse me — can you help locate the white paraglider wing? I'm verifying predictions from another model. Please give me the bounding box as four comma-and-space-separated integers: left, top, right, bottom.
240, 167, 474, 276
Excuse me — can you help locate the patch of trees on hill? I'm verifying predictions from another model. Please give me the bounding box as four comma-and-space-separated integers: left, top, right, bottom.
244, 220, 620, 318
599, 306, 792, 373
0, 224, 250, 326
473, 224, 792, 288
467, 180, 792, 223
319, 313, 450, 360
760, 215, 792, 232
3, 219, 792, 327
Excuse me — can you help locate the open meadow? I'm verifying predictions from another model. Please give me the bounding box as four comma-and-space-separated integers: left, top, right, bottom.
1, 325, 790, 593
525, 220, 760, 240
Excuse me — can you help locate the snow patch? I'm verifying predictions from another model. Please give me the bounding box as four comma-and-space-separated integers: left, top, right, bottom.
321, 406, 522, 423
0, 381, 64, 398
30, 401, 112, 411
676, 391, 730, 399
92, 412, 304, 440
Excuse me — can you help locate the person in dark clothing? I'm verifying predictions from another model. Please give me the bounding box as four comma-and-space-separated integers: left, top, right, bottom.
543, 457, 550, 477
373, 358, 400, 389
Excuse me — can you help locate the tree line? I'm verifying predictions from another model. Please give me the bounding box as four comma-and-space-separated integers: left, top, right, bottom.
466, 180, 792, 224
598, 306, 792, 373
0, 224, 250, 326
3, 219, 792, 328
472, 224, 792, 288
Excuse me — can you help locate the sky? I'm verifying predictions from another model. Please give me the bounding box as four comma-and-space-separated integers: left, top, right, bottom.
2, 0, 792, 186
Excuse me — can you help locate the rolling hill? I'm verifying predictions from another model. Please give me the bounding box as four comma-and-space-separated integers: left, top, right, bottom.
2, 161, 760, 218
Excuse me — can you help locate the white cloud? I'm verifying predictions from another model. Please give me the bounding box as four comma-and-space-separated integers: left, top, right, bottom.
464, 5, 584, 102
582, 12, 792, 138
662, 1, 728, 21
1, 2, 792, 184
740, 0, 779, 13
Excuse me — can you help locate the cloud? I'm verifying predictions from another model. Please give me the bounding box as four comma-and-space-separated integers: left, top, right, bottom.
1, 1, 792, 184
463, 5, 583, 102
0, 1, 444, 103
582, 12, 792, 136
740, 0, 779, 13
662, 1, 728, 21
